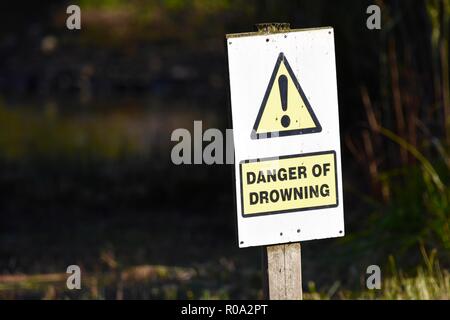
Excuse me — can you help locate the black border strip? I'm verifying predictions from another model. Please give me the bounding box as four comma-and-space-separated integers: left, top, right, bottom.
239, 150, 338, 217
251, 52, 322, 139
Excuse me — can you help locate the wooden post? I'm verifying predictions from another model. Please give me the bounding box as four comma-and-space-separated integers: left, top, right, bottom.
256, 22, 303, 300
266, 243, 302, 300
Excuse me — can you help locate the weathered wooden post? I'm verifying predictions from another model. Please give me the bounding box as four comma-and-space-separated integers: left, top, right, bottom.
266, 243, 302, 299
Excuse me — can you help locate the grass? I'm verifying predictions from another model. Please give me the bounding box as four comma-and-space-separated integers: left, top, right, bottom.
1, 247, 447, 300
305, 268, 449, 300
1, 263, 447, 300
305, 248, 449, 300
0, 263, 260, 300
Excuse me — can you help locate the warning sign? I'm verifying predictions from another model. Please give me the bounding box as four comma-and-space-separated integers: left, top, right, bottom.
252, 52, 321, 139
226, 27, 345, 248
240, 151, 337, 216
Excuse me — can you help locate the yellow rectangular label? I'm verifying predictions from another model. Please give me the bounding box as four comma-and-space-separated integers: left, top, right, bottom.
240, 151, 338, 216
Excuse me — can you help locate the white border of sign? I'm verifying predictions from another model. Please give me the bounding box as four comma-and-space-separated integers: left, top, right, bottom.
227, 27, 345, 248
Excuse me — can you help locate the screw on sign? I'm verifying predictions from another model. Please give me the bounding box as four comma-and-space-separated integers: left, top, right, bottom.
226, 23, 345, 299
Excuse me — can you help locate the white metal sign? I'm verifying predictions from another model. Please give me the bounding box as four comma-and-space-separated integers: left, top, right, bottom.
227, 27, 345, 248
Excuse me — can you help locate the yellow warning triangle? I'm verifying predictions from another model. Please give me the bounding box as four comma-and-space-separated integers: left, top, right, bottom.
251, 52, 321, 139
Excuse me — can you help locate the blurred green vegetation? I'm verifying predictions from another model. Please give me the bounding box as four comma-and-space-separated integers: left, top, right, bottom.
1, 250, 447, 299
0, 103, 140, 161
345, 0, 450, 267
74, 0, 256, 46
307, 249, 449, 299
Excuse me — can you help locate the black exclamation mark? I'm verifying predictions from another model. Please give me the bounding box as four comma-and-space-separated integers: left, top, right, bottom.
278, 75, 290, 128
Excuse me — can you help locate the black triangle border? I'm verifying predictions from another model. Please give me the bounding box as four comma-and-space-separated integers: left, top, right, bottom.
251, 52, 322, 139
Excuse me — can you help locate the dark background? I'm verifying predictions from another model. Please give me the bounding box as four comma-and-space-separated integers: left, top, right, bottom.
0, 0, 448, 299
